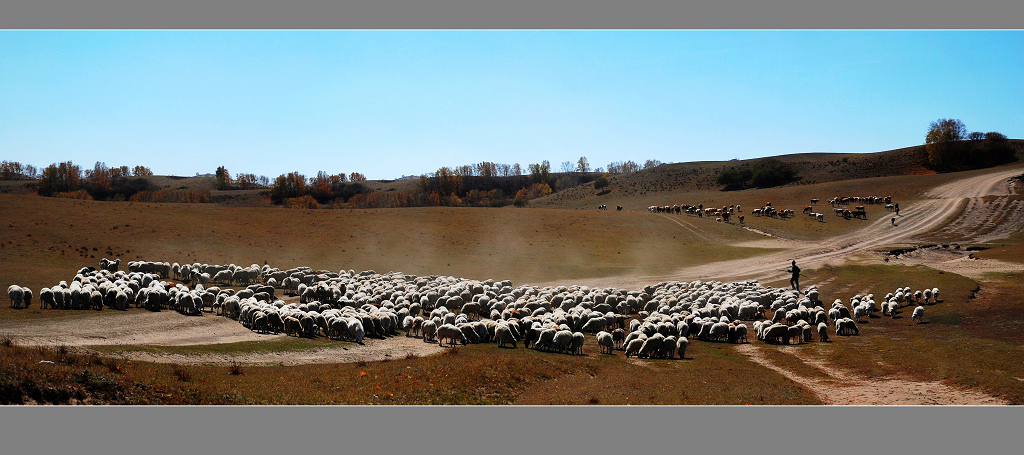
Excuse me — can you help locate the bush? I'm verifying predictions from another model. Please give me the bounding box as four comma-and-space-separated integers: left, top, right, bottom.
750, 159, 798, 188
593, 176, 609, 191
513, 198, 527, 208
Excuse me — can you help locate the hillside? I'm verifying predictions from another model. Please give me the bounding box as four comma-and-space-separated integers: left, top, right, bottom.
531, 141, 1024, 209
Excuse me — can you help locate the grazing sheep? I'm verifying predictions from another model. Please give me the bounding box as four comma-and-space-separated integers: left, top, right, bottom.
8, 285, 24, 309
817, 322, 829, 343
836, 318, 860, 336
624, 338, 645, 358
612, 328, 626, 350
421, 320, 437, 343
570, 332, 585, 356
596, 331, 614, 354
639, 333, 665, 358
763, 323, 789, 345
551, 330, 574, 354
676, 337, 689, 359
495, 324, 517, 348
912, 306, 925, 324
659, 335, 678, 359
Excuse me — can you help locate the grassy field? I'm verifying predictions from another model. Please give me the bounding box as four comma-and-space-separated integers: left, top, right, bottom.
0, 335, 820, 405
763, 263, 1024, 404
0, 193, 774, 298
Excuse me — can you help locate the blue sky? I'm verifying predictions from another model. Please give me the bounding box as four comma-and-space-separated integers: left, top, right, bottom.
2, 31, 1021, 180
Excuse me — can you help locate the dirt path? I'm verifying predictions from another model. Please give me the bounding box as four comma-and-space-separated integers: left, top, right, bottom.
735, 344, 1007, 405
82, 335, 447, 366
557, 166, 1024, 289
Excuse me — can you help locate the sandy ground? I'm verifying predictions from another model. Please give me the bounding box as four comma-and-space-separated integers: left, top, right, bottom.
5, 166, 1024, 404
735, 344, 1007, 405
94, 335, 446, 366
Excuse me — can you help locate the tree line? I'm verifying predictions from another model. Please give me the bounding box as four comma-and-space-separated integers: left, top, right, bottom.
925, 118, 1017, 172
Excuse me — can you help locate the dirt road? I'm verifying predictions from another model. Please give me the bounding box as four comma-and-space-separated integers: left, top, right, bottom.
735, 343, 1007, 405
557, 166, 1024, 289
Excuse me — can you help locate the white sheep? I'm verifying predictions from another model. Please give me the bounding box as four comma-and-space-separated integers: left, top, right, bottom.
495, 324, 517, 348
8, 285, 24, 309
676, 337, 689, 359
912, 306, 925, 324
570, 331, 585, 356
596, 331, 614, 354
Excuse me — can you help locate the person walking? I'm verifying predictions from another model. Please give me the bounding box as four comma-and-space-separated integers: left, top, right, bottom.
788, 260, 801, 292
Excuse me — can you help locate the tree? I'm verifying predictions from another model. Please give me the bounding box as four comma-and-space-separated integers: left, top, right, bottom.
593, 175, 609, 191
37, 161, 82, 196
349, 172, 367, 182
716, 167, 753, 190
529, 162, 550, 185
560, 161, 575, 174
644, 159, 663, 169
576, 156, 591, 173
132, 165, 153, 176
511, 163, 522, 176
269, 172, 308, 204
968, 131, 985, 141
925, 118, 967, 171
215, 166, 231, 190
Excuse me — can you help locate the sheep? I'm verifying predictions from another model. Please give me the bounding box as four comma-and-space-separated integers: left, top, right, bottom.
535, 329, 557, 352
551, 330, 574, 354
348, 318, 366, 343
438, 324, 467, 347
659, 335, 678, 359
612, 328, 626, 350
8, 285, 24, 309
596, 331, 614, 354
931, 287, 940, 303
638, 333, 665, 358
624, 338, 645, 358
763, 323, 789, 345
421, 320, 437, 343
495, 324, 517, 348
570, 331, 585, 356
912, 306, 925, 324
836, 318, 859, 336
676, 336, 689, 359
817, 322, 829, 342
787, 325, 803, 344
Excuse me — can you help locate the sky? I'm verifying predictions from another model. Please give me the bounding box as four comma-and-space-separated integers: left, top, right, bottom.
1, 31, 1022, 180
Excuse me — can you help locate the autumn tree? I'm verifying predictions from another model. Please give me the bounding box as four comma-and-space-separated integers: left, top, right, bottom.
925, 118, 967, 171
529, 161, 550, 185
132, 165, 153, 176
349, 172, 367, 182
37, 161, 83, 196
576, 156, 591, 173
644, 159, 663, 169
215, 166, 232, 190
269, 172, 308, 204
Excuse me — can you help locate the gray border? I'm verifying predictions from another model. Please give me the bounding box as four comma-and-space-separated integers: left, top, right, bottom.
1, 0, 1023, 29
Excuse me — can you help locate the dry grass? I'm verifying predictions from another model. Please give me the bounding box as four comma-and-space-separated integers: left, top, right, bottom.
0, 193, 773, 325
775, 264, 1024, 404
0, 340, 820, 405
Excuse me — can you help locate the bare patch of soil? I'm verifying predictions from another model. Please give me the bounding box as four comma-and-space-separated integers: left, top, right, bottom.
735, 343, 1006, 405
88, 335, 447, 366
882, 245, 1024, 280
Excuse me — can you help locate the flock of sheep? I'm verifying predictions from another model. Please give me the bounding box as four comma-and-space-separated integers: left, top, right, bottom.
7, 257, 941, 363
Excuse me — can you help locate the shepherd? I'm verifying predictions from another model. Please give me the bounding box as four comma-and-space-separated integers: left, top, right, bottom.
788, 260, 801, 292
